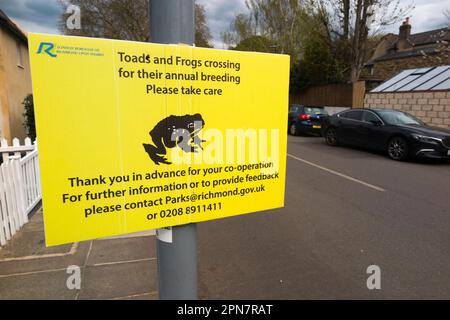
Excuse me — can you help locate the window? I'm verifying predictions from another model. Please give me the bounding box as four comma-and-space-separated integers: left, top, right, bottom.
304, 107, 328, 116
340, 110, 363, 121
411, 67, 431, 75
289, 105, 299, 114
362, 111, 381, 124
16, 41, 24, 68
377, 110, 423, 125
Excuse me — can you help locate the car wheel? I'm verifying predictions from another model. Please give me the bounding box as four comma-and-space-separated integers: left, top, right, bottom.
325, 127, 338, 146
387, 137, 409, 161
289, 123, 298, 136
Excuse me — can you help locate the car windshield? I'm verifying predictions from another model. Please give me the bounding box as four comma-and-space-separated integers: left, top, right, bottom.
289, 105, 299, 113
377, 110, 423, 125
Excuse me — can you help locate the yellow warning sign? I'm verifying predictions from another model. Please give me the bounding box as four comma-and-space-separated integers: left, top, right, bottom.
29, 33, 290, 246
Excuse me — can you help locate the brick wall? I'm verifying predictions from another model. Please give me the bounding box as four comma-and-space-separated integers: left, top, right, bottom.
364, 91, 450, 129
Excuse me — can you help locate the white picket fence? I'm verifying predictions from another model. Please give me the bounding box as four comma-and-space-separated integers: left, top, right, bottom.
0, 138, 42, 247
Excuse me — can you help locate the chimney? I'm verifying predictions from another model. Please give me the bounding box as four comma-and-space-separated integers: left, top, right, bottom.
399, 17, 411, 41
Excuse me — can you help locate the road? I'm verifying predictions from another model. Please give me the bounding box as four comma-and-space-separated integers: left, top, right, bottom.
198, 135, 450, 299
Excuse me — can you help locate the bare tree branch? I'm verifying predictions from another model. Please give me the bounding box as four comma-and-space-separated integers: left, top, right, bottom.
59, 0, 212, 47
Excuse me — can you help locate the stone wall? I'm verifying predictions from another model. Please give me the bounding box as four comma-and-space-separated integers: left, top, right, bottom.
364, 91, 450, 130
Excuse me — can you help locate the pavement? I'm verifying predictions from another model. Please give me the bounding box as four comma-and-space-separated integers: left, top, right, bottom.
1, 135, 450, 299
0, 207, 158, 300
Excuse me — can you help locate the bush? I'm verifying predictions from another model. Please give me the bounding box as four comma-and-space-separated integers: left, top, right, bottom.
22, 94, 36, 141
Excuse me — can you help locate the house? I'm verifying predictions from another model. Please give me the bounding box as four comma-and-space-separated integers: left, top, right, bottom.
365, 18, 450, 82
290, 19, 450, 110
0, 9, 32, 141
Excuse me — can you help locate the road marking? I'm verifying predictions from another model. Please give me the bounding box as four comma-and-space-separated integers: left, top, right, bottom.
287, 153, 386, 192
109, 291, 158, 300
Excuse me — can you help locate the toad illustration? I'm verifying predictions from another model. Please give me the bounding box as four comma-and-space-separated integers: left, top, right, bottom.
143, 114, 206, 165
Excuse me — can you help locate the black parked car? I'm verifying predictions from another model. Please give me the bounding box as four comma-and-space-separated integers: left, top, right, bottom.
288, 105, 328, 136
321, 108, 450, 161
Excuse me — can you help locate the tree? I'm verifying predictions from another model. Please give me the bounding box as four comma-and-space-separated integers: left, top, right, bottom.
245, 0, 304, 58
222, 0, 305, 59
221, 13, 255, 48
309, 0, 413, 82
195, 3, 212, 48
59, 1, 212, 47
59, 0, 150, 41
222, 0, 347, 90
290, 7, 347, 92
233, 35, 275, 53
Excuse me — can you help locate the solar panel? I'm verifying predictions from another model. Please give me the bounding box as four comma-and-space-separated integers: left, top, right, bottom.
371, 69, 417, 92
371, 65, 450, 92
414, 68, 450, 91
401, 66, 449, 91
386, 75, 421, 92
431, 77, 450, 91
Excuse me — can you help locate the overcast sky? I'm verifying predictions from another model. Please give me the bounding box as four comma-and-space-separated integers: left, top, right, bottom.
1, 0, 449, 48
